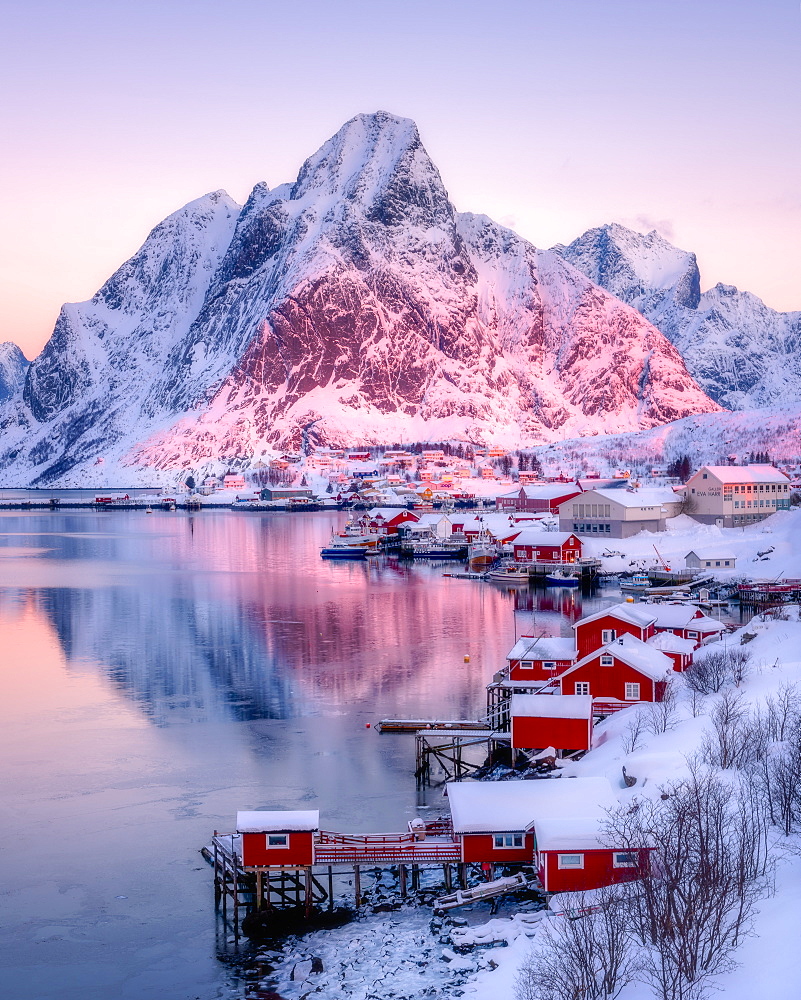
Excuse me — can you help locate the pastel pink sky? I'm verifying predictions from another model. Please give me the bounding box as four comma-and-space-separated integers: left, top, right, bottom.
2, 0, 799, 360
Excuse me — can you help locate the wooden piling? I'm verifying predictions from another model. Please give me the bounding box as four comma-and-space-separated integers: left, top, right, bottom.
327, 865, 334, 911
399, 863, 407, 898
354, 864, 361, 906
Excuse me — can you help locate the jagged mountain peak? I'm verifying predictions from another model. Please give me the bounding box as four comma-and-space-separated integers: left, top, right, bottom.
0, 342, 28, 403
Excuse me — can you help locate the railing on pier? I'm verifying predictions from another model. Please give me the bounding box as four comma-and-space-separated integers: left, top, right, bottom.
314, 830, 461, 864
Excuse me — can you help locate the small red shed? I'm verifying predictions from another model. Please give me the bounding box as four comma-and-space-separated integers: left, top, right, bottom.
573, 603, 656, 659
506, 636, 578, 682
446, 777, 645, 893
236, 810, 319, 867
510, 694, 594, 752
510, 530, 583, 564
559, 634, 673, 703
647, 632, 696, 672
648, 604, 725, 648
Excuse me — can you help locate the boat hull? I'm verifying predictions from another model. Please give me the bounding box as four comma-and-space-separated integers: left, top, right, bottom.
546, 574, 579, 587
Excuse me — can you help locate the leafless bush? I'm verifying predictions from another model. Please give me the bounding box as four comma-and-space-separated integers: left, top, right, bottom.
765, 683, 801, 741
688, 689, 706, 718
515, 888, 640, 1000
644, 681, 679, 735
702, 690, 761, 770
747, 708, 801, 838
684, 648, 752, 695
622, 710, 647, 754
605, 767, 772, 1000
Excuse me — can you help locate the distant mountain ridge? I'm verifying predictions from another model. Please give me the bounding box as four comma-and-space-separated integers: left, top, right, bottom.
0, 343, 28, 403
557, 223, 801, 410
0, 113, 719, 486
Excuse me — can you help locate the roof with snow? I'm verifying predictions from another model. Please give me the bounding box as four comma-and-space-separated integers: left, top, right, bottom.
685, 549, 738, 560
237, 810, 320, 833
498, 484, 582, 500
511, 694, 593, 719
648, 605, 704, 628
367, 507, 418, 521
446, 777, 617, 848
577, 487, 681, 509
573, 603, 656, 630
689, 465, 790, 485
586, 634, 674, 680
510, 530, 578, 546
647, 632, 697, 654
507, 636, 577, 662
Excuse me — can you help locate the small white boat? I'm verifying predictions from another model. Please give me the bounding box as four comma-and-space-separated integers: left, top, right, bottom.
621, 573, 651, 591
321, 532, 379, 559
487, 565, 530, 584
145, 507, 153, 514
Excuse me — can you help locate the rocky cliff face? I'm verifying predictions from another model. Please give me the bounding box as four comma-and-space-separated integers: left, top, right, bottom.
0, 113, 719, 486
0, 343, 28, 403
558, 223, 801, 410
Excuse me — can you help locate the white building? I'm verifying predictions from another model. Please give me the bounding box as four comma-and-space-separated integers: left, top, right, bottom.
680, 465, 791, 527
558, 487, 682, 538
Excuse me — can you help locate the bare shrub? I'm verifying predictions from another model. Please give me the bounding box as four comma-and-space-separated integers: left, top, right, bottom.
605, 767, 772, 1000
765, 683, 800, 741
515, 887, 640, 1000
747, 709, 801, 837
688, 689, 706, 718
644, 680, 679, 735
684, 650, 729, 695
728, 647, 752, 687
703, 690, 761, 770
622, 709, 647, 754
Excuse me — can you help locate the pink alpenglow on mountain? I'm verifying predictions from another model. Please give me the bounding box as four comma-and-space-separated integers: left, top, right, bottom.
0, 112, 719, 486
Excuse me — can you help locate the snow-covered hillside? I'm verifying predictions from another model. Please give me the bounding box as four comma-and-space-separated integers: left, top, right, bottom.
0, 342, 28, 402
0, 114, 718, 487
558, 224, 801, 410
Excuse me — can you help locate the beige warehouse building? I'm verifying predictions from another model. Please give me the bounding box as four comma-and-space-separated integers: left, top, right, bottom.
558, 487, 682, 538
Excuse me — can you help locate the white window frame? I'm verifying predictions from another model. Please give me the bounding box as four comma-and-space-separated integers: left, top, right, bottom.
613, 852, 638, 868
624, 683, 640, 701
493, 833, 524, 849
543, 661, 557, 671
575, 682, 590, 696
557, 853, 584, 869
601, 629, 616, 643
266, 833, 290, 849
686, 631, 698, 639
600, 655, 614, 666
520, 660, 534, 670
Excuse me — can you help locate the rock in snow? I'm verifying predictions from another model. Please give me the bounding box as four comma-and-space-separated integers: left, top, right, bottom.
558, 223, 801, 410
0, 113, 719, 486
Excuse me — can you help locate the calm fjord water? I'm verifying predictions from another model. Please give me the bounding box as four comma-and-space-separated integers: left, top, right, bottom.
0, 509, 617, 999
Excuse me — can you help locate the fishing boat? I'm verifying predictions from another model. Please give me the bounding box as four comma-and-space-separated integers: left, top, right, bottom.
411, 541, 468, 559
545, 570, 579, 587
487, 564, 531, 584
468, 524, 496, 568
621, 573, 651, 592
320, 531, 380, 559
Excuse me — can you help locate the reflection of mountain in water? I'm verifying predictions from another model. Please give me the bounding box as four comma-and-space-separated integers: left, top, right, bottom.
38, 586, 293, 726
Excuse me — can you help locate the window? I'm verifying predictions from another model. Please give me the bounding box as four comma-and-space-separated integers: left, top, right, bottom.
494, 834, 524, 849
520, 660, 533, 670
600, 655, 614, 666
266, 834, 289, 848
624, 683, 640, 700
702, 473, 708, 479
575, 682, 590, 695
613, 852, 638, 868
687, 630, 698, 639
558, 853, 584, 869
601, 629, 616, 643
543, 661, 556, 671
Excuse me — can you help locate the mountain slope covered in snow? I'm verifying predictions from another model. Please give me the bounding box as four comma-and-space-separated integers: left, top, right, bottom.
0, 114, 718, 486
0, 343, 28, 403
557, 223, 801, 410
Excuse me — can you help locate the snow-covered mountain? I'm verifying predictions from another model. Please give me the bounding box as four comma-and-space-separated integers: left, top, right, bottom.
0, 343, 28, 403
0, 114, 719, 486
557, 223, 801, 410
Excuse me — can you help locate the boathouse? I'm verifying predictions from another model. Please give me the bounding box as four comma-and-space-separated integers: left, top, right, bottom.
558, 634, 673, 703
366, 508, 420, 535
236, 810, 319, 867
573, 603, 656, 658
647, 632, 696, 671
510, 530, 583, 564
446, 777, 646, 893
510, 694, 594, 753
505, 636, 577, 682
496, 484, 583, 514
685, 550, 737, 570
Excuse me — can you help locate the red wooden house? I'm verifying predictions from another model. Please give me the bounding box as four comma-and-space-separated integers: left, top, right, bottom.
573, 603, 656, 659
446, 777, 646, 892
366, 508, 420, 535
236, 810, 319, 867
496, 484, 583, 514
647, 632, 696, 671
559, 634, 673, 703
510, 530, 583, 564
506, 636, 577, 683
510, 694, 594, 752
648, 604, 725, 648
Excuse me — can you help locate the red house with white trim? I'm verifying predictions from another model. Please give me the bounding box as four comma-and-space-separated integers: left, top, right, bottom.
573, 603, 656, 659
510, 530, 583, 564
648, 604, 726, 649
446, 778, 647, 892
506, 636, 577, 682
237, 810, 319, 867
510, 694, 594, 752
559, 634, 673, 703
647, 632, 696, 672
496, 484, 583, 513
366, 508, 420, 535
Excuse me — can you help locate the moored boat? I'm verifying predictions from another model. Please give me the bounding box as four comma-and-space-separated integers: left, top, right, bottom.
621, 573, 651, 591
320, 531, 379, 559
546, 570, 579, 587
487, 564, 530, 584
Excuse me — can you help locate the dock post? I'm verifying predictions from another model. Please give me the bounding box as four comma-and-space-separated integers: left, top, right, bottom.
222, 851, 228, 917
256, 870, 263, 910
232, 863, 239, 938
444, 864, 452, 891
399, 864, 407, 898
327, 866, 334, 911
411, 864, 419, 891
459, 863, 467, 889
305, 867, 313, 918
354, 865, 362, 906
213, 839, 220, 906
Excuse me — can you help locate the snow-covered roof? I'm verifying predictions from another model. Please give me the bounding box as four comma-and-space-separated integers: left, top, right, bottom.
236, 810, 320, 833
691, 465, 790, 485
511, 694, 593, 719
602, 634, 674, 679
446, 777, 616, 844
685, 549, 737, 560
507, 636, 577, 662
648, 605, 703, 628
647, 632, 697, 654
580, 487, 681, 509
511, 530, 578, 546
498, 484, 582, 500
573, 603, 656, 630
367, 507, 417, 521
